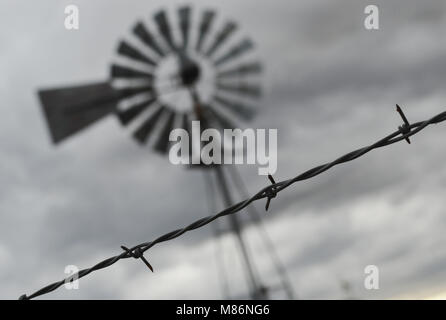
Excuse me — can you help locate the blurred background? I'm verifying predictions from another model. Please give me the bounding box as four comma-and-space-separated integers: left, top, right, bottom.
1, 0, 446, 299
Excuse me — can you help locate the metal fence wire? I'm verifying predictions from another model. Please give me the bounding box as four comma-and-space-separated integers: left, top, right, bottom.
19, 106, 446, 300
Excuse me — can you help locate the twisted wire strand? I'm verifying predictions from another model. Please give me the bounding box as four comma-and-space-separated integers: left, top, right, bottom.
20, 109, 446, 300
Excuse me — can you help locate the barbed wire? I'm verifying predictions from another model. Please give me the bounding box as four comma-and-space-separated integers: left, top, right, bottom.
19, 106, 446, 300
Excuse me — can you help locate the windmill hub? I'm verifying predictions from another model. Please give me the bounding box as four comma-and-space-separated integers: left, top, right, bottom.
179, 55, 201, 86
153, 52, 214, 113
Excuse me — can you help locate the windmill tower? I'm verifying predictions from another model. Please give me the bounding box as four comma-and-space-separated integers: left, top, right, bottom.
38, 5, 293, 299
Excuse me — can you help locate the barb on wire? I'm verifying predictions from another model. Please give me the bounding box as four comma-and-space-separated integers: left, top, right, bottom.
121, 245, 154, 272
265, 174, 277, 211
396, 104, 411, 144
19, 106, 446, 300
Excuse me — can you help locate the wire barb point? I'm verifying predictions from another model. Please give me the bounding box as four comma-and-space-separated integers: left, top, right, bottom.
265, 174, 277, 211
396, 104, 411, 144
121, 245, 154, 272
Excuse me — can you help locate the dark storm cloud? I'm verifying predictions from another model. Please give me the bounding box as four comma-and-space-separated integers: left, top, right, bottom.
1, 0, 446, 299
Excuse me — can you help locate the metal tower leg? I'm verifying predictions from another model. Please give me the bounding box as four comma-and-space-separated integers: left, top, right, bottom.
214, 165, 268, 300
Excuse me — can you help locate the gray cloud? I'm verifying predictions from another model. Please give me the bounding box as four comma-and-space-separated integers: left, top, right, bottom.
1, 0, 446, 299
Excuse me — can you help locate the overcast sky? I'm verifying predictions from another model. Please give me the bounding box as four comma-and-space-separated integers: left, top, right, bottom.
1, 0, 446, 299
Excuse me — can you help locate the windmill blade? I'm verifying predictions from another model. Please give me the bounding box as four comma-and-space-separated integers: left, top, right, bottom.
38, 81, 119, 144
133, 21, 165, 57
117, 41, 156, 66
154, 109, 176, 154
204, 104, 237, 130
111, 64, 154, 81
196, 10, 215, 52
154, 10, 176, 51
117, 85, 154, 98
180, 113, 193, 159
214, 39, 254, 66
181, 113, 191, 135
213, 95, 256, 121
178, 6, 191, 50
217, 62, 262, 78
206, 21, 237, 57
117, 98, 156, 125
216, 82, 262, 98
133, 106, 166, 144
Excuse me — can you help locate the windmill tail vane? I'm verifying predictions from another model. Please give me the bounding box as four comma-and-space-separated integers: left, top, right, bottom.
39, 81, 118, 144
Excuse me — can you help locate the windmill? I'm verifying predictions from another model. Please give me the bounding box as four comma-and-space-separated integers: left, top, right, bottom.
38, 5, 293, 299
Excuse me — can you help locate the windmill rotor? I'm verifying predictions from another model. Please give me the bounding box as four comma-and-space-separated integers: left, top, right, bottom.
109, 6, 263, 156
38, 5, 263, 154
